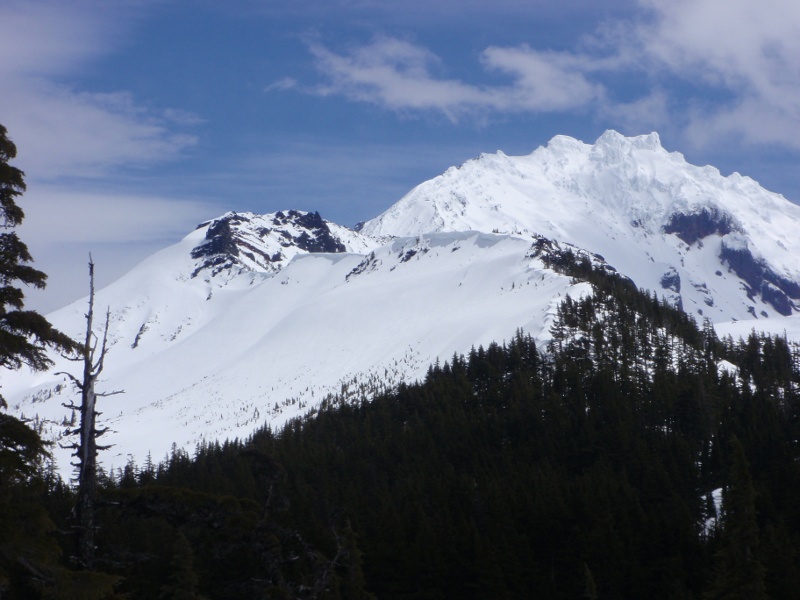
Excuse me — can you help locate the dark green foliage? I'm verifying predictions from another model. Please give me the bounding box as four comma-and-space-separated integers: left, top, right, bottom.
158, 532, 207, 600
0, 412, 50, 483
0, 124, 77, 406
706, 437, 767, 600
0, 442, 59, 596
70, 305, 797, 598
0, 416, 120, 599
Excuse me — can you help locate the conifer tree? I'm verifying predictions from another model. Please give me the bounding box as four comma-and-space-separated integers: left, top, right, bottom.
0, 122, 77, 486
706, 436, 768, 600
0, 123, 80, 596
158, 532, 208, 600
0, 124, 77, 405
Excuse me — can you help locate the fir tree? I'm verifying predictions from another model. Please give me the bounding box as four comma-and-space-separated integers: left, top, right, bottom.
706, 436, 768, 600
0, 124, 77, 404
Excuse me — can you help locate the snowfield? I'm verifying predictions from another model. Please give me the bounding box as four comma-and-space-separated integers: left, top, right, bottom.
8, 232, 580, 472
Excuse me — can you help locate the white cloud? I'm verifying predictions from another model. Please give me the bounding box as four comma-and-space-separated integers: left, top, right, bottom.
634, 0, 800, 148
684, 98, 800, 149
300, 1, 800, 149
19, 185, 219, 245
18, 184, 225, 314
4, 82, 197, 179
0, 1, 206, 313
599, 90, 672, 134
265, 77, 300, 92
307, 37, 604, 120
0, 2, 111, 78
309, 38, 486, 120
0, 1, 198, 180
480, 46, 602, 112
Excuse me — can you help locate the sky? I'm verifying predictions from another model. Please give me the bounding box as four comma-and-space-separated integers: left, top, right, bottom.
3, 0, 800, 313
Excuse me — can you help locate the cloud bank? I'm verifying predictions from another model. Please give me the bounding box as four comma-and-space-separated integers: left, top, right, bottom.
301, 0, 800, 148
0, 1, 209, 312
0, 1, 197, 180
308, 38, 605, 121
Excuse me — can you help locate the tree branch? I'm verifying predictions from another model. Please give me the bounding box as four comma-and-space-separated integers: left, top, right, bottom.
55, 371, 84, 390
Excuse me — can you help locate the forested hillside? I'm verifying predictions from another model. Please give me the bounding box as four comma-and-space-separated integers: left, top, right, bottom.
4, 251, 800, 599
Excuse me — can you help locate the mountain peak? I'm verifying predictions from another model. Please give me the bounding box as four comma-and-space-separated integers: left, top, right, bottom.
595, 129, 662, 152
587, 130, 665, 167
188, 210, 376, 281
361, 131, 800, 321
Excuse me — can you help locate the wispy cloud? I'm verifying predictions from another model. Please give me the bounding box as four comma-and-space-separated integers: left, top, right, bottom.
634, 0, 800, 147
293, 0, 800, 149
0, 1, 198, 180
19, 184, 225, 313
479, 45, 604, 112
19, 186, 220, 245
0, 0, 208, 313
265, 77, 300, 92
5, 83, 198, 178
307, 37, 605, 121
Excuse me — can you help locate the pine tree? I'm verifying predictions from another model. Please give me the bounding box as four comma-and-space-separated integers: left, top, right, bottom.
158, 532, 208, 600
706, 436, 768, 600
0, 124, 77, 406
336, 522, 375, 600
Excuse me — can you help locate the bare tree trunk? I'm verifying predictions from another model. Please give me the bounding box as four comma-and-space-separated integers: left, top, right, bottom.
59, 258, 121, 569
75, 259, 99, 569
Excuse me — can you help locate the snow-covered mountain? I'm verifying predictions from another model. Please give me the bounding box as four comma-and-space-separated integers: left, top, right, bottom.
361, 130, 800, 321
5, 130, 800, 474
7, 227, 590, 472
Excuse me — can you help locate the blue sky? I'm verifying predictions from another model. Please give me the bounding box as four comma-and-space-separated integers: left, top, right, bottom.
3, 0, 800, 312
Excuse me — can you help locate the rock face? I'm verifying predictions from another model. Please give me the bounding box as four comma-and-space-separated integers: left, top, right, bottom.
662, 209, 735, 245
188, 210, 374, 280
719, 237, 800, 316
272, 210, 347, 253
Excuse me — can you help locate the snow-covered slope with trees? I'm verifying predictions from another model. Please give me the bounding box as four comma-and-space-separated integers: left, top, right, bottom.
6, 225, 589, 472
5, 130, 800, 474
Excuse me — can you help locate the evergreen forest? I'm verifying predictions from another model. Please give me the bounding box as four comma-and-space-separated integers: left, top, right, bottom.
3, 250, 800, 599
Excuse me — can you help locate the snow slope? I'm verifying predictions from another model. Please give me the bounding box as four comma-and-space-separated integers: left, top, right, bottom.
6, 229, 587, 472
715, 314, 800, 343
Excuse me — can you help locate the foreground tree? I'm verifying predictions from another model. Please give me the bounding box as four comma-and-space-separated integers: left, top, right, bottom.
0, 124, 77, 406
705, 436, 768, 600
0, 124, 109, 597
60, 259, 121, 570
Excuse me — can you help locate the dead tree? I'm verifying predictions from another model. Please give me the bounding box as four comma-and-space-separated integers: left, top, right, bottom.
59, 258, 122, 569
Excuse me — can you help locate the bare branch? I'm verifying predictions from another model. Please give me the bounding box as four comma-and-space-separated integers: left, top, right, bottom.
55, 371, 84, 390
60, 257, 125, 570
16, 556, 55, 585
92, 307, 112, 374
